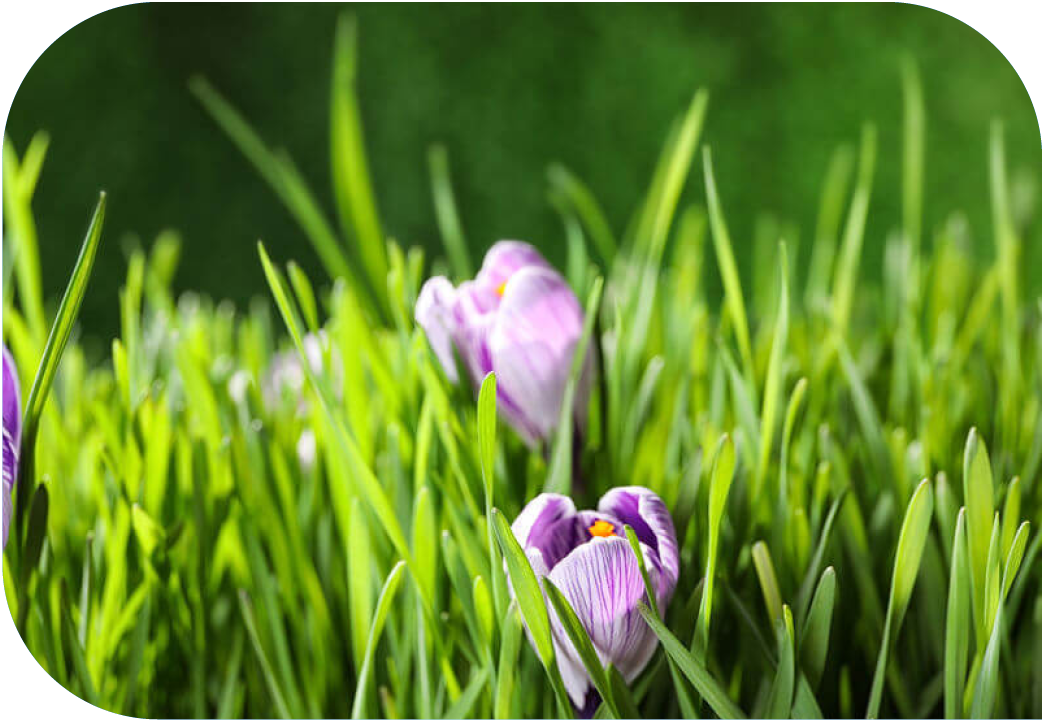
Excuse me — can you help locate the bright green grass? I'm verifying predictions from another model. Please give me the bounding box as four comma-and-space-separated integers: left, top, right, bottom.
4, 20, 1042, 719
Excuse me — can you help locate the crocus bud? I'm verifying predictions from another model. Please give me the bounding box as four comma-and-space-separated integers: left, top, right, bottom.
3, 346, 22, 551
415, 241, 589, 447
510, 487, 679, 712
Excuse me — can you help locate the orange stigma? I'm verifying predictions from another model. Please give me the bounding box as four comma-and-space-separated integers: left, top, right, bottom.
496, 281, 508, 296
588, 520, 615, 538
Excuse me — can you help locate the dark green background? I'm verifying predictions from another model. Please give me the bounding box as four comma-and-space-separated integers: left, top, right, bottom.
5, 3, 1040, 336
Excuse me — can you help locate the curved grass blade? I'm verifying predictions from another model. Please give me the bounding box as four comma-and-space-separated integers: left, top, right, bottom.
491, 508, 574, 718
351, 560, 407, 720
477, 372, 505, 617
696, 433, 735, 652
800, 567, 836, 690
704, 147, 754, 385
428, 144, 472, 278
765, 605, 796, 719
945, 509, 970, 719
548, 163, 618, 265
637, 603, 746, 719
756, 242, 790, 497
239, 590, 292, 720
16, 193, 105, 525
866, 477, 934, 719
330, 15, 389, 313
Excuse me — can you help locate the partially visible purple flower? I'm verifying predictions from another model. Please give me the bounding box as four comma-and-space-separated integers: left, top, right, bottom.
510, 487, 679, 710
415, 240, 589, 447
3, 346, 22, 551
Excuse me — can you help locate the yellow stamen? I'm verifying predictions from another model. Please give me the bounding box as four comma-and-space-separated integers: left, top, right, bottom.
588, 520, 615, 538
496, 281, 507, 297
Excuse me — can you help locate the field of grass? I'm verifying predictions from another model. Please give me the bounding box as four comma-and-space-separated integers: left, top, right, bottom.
3, 18, 1041, 720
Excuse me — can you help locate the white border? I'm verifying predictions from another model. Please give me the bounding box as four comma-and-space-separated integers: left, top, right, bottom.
1, 2, 1039, 719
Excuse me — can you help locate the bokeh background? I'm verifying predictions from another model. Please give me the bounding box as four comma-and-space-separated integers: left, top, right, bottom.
4, 3, 1040, 338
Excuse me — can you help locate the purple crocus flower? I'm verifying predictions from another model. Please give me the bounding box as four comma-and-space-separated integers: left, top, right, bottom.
511, 486, 679, 711
415, 240, 589, 447
3, 346, 22, 551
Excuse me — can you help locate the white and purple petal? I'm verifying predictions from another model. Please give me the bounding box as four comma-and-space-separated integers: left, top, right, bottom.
598, 486, 679, 596
511, 493, 577, 560
415, 276, 462, 383
546, 536, 666, 706
490, 266, 587, 443
477, 240, 551, 291
3, 346, 21, 551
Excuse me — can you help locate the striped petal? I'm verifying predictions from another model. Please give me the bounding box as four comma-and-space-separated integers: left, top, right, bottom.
478, 240, 551, 291
415, 276, 461, 383
490, 266, 586, 444
546, 536, 666, 706
598, 486, 679, 599
3, 346, 21, 550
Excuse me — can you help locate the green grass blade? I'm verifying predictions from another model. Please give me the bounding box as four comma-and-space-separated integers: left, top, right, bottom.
189, 76, 361, 293
831, 124, 877, 337
799, 567, 836, 689
239, 590, 292, 720
945, 509, 970, 720
752, 541, 783, 628
704, 147, 754, 384
491, 508, 574, 718
495, 604, 525, 719
697, 433, 735, 652
963, 428, 994, 640
638, 603, 746, 719
765, 605, 796, 719
351, 560, 407, 720
545, 276, 603, 494
428, 144, 472, 278
756, 242, 790, 497
866, 477, 934, 719
16, 193, 105, 523
330, 15, 389, 314
548, 163, 618, 265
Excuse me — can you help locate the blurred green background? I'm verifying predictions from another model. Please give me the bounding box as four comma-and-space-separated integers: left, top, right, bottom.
5, 3, 1040, 337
